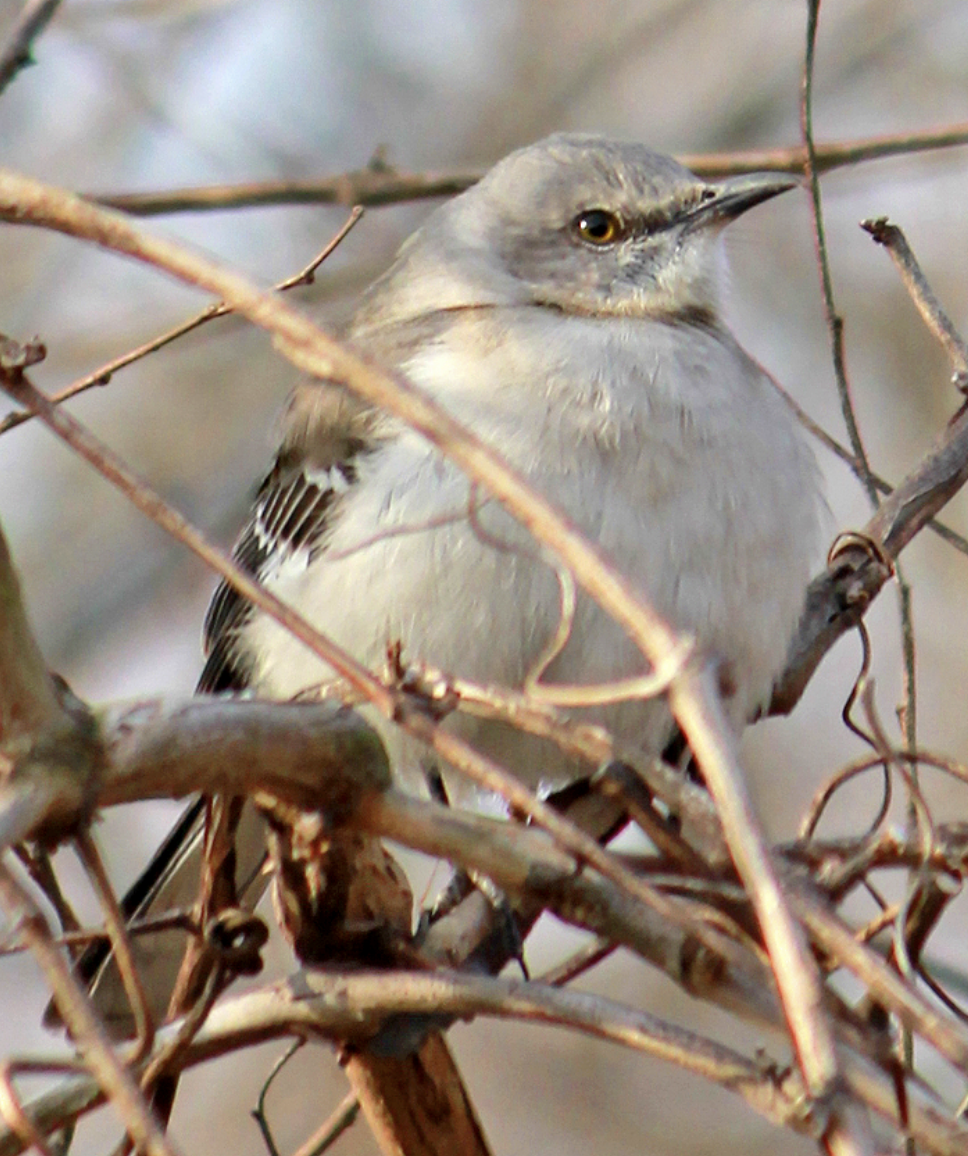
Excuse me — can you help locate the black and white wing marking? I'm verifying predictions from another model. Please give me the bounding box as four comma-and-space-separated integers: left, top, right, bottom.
198, 383, 379, 694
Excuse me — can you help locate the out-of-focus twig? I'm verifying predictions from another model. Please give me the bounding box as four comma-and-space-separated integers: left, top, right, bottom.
0, 0, 62, 97
250, 1040, 303, 1156
289, 1092, 360, 1156
761, 361, 968, 558
85, 123, 968, 218
862, 216, 968, 392
73, 832, 153, 1063
802, 0, 876, 510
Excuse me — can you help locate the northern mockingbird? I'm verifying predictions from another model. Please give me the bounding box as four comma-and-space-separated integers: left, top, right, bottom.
79, 133, 822, 1031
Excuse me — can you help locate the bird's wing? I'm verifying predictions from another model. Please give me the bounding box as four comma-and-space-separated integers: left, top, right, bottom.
199, 379, 383, 692
52, 381, 384, 1037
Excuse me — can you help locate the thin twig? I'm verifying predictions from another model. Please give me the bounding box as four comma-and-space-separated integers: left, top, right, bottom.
84, 123, 968, 217
250, 1039, 304, 1156
0, 909, 196, 959
759, 360, 968, 558
0, 0, 62, 97
802, 0, 877, 511
536, 938, 617, 987
0, 860, 181, 1156
72, 832, 154, 1063
862, 216, 968, 391
9, 845, 81, 944
289, 1092, 360, 1156
0, 205, 364, 438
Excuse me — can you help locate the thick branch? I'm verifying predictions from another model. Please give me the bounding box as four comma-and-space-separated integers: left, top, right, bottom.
4, 969, 966, 1156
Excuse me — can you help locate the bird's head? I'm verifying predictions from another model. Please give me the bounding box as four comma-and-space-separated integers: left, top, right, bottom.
430, 133, 798, 325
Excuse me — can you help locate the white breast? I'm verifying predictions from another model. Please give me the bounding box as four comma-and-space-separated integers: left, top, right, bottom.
243, 309, 821, 793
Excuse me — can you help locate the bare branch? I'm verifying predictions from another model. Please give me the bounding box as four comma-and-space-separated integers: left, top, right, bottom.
773, 403, 968, 714
0, 205, 364, 439
5, 970, 966, 1156
862, 216, 968, 391
0, 863, 179, 1156
0, 0, 62, 97
84, 124, 968, 218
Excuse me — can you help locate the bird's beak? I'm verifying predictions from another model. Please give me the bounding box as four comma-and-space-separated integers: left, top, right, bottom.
686, 171, 799, 228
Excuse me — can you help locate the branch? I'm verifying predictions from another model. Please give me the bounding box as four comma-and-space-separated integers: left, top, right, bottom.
0, 864, 178, 1156
862, 216, 968, 391
0, 0, 61, 97
85, 123, 968, 217
0, 205, 365, 439
772, 312, 968, 716
4, 970, 966, 1156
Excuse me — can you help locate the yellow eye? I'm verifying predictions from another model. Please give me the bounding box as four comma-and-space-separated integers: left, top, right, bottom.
573, 209, 622, 245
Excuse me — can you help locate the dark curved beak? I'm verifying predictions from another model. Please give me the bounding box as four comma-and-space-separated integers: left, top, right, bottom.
686, 171, 800, 229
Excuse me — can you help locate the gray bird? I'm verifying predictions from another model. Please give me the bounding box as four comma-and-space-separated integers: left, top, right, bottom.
79, 133, 822, 1032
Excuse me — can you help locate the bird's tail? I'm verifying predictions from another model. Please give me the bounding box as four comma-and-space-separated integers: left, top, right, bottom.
44, 799, 268, 1038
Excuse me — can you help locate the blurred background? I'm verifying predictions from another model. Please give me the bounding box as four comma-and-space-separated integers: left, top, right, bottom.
2, 0, 968, 1152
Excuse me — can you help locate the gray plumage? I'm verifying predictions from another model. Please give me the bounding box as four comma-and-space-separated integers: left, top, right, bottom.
81, 134, 823, 1033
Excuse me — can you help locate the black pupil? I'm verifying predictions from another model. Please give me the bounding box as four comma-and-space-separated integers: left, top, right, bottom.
581, 210, 615, 240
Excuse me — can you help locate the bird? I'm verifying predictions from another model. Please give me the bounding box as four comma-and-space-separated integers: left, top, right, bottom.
77, 133, 822, 1033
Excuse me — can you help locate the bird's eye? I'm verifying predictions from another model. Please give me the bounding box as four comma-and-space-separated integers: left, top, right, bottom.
573, 209, 622, 245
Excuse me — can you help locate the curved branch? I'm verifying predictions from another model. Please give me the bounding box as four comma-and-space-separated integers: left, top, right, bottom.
4, 969, 965, 1156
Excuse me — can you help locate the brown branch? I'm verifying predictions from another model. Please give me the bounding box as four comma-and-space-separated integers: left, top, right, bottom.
73, 832, 153, 1063
0, 205, 364, 439
84, 123, 968, 218
289, 1092, 359, 1156
772, 349, 968, 716
0, 863, 179, 1156
862, 216, 968, 391
4, 970, 965, 1156
343, 1036, 492, 1156
0, 0, 62, 97
92, 166, 482, 217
